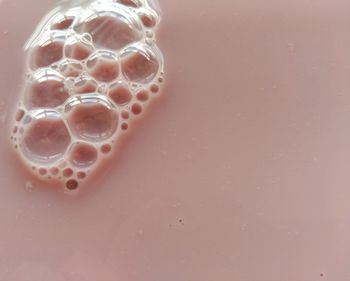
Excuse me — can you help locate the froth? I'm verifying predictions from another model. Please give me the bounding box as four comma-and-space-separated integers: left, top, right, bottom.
11, 0, 164, 194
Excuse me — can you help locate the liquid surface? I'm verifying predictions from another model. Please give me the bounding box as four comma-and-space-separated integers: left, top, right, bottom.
0, 0, 350, 280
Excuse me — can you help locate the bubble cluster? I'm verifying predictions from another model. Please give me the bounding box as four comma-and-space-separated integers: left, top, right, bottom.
11, 0, 164, 193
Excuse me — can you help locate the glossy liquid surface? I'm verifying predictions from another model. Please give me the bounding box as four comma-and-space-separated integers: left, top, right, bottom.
0, 0, 350, 280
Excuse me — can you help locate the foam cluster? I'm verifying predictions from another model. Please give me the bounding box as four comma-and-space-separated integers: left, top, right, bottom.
11, 0, 164, 193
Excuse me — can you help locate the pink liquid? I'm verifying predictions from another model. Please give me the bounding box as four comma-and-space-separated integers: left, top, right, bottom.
0, 0, 350, 280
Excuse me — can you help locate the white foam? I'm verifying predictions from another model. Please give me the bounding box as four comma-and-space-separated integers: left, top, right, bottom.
12, 0, 164, 192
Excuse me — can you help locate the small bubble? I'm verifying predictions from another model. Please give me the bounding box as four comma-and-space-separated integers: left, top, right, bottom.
101, 144, 112, 154
70, 142, 98, 168
66, 179, 79, 190
108, 84, 132, 105
39, 168, 47, 176
121, 123, 129, 131
136, 90, 149, 101
150, 84, 159, 93
140, 14, 156, 27
77, 171, 86, 179
121, 111, 130, 120
63, 168, 73, 178
131, 103, 142, 115
50, 167, 59, 175
16, 109, 25, 122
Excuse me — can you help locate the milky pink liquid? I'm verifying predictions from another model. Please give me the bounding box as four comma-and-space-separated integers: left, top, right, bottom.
0, 0, 350, 280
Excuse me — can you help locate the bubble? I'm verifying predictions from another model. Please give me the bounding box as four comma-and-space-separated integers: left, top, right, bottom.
50, 167, 59, 175
63, 168, 74, 178
136, 90, 149, 101
66, 179, 79, 190
25, 69, 69, 109
121, 44, 160, 83
59, 59, 83, 77
121, 110, 130, 119
16, 109, 25, 122
76, 3, 142, 50
13, 126, 18, 134
140, 13, 156, 27
108, 83, 132, 105
77, 171, 87, 179
65, 35, 94, 61
86, 51, 120, 82
74, 76, 98, 94
52, 18, 74, 30
21, 111, 71, 164
131, 103, 142, 115
150, 84, 159, 93
29, 32, 66, 69
101, 144, 112, 154
70, 142, 98, 167
39, 168, 47, 176
121, 123, 129, 130
66, 94, 118, 141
